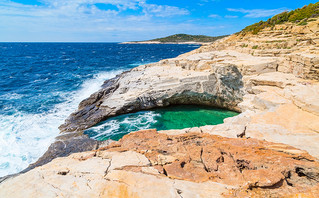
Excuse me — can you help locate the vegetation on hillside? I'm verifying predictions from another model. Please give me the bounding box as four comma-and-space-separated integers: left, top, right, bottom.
148, 34, 228, 43
240, 2, 319, 35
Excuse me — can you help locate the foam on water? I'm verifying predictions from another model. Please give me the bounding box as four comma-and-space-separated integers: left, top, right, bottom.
88, 111, 160, 141
85, 105, 239, 142
0, 70, 123, 177
0, 93, 24, 100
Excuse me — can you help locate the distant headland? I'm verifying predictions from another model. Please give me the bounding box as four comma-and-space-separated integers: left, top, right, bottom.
121, 34, 228, 45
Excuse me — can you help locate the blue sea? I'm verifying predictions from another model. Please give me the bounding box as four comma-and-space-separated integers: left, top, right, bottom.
0, 43, 200, 177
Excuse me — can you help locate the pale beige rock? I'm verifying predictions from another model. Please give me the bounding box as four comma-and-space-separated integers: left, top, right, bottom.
187, 127, 202, 133
245, 123, 319, 158
200, 124, 246, 138
0, 149, 232, 198
59, 58, 244, 132
186, 19, 319, 80
286, 84, 319, 116
104, 170, 231, 198
245, 72, 299, 88
198, 71, 319, 159
158, 129, 188, 135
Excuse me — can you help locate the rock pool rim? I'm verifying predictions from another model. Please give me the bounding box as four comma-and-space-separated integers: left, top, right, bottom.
84, 104, 240, 141
58, 63, 244, 133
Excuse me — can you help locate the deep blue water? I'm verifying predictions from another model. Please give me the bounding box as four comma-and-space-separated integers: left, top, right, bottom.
0, 43, 200, 177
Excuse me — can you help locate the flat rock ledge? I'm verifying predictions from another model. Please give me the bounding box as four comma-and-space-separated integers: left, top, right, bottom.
1, 129, 319, 198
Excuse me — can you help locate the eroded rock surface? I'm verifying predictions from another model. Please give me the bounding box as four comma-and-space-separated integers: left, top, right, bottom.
1, 130, 319, 198
187, 19, 319, 80
59, 63, 244, 132
3, 17, 319, 198
198, 72, 319, 159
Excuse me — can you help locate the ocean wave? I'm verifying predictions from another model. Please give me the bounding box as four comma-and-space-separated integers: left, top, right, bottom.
0, 93, 24, 100
0, 69, 124, 177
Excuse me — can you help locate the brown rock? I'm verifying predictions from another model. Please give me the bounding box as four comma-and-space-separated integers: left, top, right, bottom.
1, 130, 319, 197
102, 130, 319, 197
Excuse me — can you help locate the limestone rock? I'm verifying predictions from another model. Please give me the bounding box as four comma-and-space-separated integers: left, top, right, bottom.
59, 63, 244, 133
1, 130, 319, 198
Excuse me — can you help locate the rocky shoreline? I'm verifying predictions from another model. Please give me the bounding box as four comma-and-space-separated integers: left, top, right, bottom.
2, 129, 319, 197
120, 41, 205, 45
1, 19, 319, 197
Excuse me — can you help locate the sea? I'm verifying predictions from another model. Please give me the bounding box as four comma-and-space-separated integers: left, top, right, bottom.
0, 43, 201, 177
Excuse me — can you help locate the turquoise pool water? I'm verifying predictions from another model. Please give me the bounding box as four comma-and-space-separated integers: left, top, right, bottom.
85, 105, 239, 141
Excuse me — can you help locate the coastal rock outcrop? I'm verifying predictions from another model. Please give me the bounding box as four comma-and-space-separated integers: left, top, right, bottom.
1, 16, 319, 198
201, 72, 319, 159
59, 19, 319, 135
1, 130, 319, 198
59, 63, 244, 132
186, 19, 319, 80
17, 19, 319, 176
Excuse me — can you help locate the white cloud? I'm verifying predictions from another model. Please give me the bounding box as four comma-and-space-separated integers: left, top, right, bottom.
0, 0, 219, 42
227, 8, 288, 18
208, 14, 220, 18
0, 0, 189, 19
140, 3, 189, 17
1, 0, 189, 18
225, 15, 238, 19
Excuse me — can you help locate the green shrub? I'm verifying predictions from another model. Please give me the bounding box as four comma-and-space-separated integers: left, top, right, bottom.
298, 21, 308, 26
252, 45, 258, 49
307, 18, 317, 22
240, 43, 248, 48
288, 3, 319, 22
240, 2, 319, 34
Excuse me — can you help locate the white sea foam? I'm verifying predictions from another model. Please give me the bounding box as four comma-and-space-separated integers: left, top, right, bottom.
91, 111, 160, 140
0, 93, 24, 100
0, 70, 123, 177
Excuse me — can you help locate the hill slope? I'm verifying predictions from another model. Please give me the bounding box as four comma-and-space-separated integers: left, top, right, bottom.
149, 34, 227, 43
123, 34, 228, 44
240, 2, 319, 34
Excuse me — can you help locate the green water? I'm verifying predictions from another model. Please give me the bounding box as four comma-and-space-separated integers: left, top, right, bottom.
84, 105, 239, 141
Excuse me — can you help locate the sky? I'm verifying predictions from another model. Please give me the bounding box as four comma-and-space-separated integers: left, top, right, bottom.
0, 0, 318, 42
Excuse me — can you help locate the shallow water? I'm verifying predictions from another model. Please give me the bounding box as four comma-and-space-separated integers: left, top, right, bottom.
85, 105, 239, 141
0, 43, 199, 177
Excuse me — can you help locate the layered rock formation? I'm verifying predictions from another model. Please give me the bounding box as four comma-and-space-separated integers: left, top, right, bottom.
187, 19, 319, 80
1, 17, 319, 198
60, 61, 244, 132
1, 130, 319, 197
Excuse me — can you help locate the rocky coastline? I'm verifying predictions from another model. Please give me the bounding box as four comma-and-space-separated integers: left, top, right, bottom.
120, 41, 205, 45
1, 19, 319, 197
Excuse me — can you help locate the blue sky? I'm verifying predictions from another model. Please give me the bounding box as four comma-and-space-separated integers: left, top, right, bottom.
0, 0, 317, 42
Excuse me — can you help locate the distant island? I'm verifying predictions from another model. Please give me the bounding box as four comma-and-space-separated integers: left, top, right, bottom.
121, 34, 228, 45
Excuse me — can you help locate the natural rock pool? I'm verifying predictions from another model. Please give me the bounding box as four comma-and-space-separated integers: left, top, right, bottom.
85, 105, 239, 141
